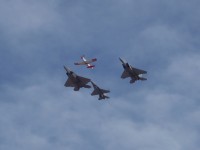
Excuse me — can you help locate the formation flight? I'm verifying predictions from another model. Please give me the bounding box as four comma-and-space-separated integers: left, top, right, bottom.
91, 81, 110, 100
74, 55, 97, 69
64, 66, 91, 91
119, 58, 147, 83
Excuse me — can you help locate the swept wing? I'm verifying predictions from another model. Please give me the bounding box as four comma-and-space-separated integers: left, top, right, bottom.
121, 70, 130, 79
74, 59, 97, 65
101, 89, 110, 93
91, 89, 98, 95
77, 76, 91, 84
132, 67, 147, 74
64, 78, 74, 87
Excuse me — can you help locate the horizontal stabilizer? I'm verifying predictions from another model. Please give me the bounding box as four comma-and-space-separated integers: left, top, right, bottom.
130, 79, 136, 83
99, 96, 109, 100
92, 58, 97, 62
87, 65, 95, 68
101, 89, 110, 93
140, 77, 147, 81
74, 87, 80, 91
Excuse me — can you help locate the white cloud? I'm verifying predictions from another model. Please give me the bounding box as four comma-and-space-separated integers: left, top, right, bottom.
0, 0, 60, 33
164, 53, 200, 97
1, 63, 200, 150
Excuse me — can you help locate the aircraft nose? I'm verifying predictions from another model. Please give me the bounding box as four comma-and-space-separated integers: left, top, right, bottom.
119, 57, 124, 63
64, 66, 71, 73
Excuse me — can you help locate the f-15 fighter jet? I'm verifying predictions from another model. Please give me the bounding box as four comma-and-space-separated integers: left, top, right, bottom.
91, 81, 110, 100
74, 55, 97, 69
64, 66, 91, 91
119, 58, 147, 83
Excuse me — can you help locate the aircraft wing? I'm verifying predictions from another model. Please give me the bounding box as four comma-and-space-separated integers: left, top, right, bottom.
121, 70, 130, 79
74, 59, 97, 65
132, 67, 147, 75
84, 58, 97, 64
101, 89, 110, 93
74, 61, 86, 65
77, 76, 91, 84
91, 89, 99, 95
64, 78, 74, 87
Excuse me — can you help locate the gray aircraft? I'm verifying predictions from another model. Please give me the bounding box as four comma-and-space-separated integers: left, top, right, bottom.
119, 58, 147, 83
64, 66, 91, 91
91, 81, 110, 100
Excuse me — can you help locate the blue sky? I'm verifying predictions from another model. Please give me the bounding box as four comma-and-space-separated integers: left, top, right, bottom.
0, 0, 200, 150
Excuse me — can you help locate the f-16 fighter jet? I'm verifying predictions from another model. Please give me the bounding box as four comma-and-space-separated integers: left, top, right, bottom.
64, 66, 91, 91
91, 81, 110, 100
74, 55, 97, 69
119, 58, 147, 83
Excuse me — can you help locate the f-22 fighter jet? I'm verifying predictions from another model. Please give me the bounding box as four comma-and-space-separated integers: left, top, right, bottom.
64, 66, 91, 91
91, 81, 110, 100
119, 58, 147, 83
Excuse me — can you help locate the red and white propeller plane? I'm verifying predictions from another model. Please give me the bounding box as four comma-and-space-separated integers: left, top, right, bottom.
74, 55, 97, 69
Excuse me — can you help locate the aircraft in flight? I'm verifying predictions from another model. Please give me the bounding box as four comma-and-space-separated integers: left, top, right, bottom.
64, 66, 91, 91
74, 55, 97, 69
119, 57, 147, 83
91, 81, 110, 100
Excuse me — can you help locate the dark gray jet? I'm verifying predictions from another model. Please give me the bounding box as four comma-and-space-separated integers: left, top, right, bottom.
91, 81, 110, 100
119, 58, 147, 83
64, 66, 91, 91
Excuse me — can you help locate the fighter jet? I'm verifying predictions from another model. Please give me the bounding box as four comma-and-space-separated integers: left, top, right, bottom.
64, 66, 91, 91
74, 55, 97, 69
91, 81, 110, 100
119, 58, 147, 83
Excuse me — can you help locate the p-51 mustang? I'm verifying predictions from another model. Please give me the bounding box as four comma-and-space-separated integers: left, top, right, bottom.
119, 58, 147, 83
64, 66, 91, 91
74, 55, 97, 69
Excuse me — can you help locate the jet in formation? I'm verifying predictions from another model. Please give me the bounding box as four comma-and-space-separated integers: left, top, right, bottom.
91, 81, 110, 100
64, 66, 91, 91
119, 57, 147, 83
64, 56, 147, 100
74, 55, 97, 69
